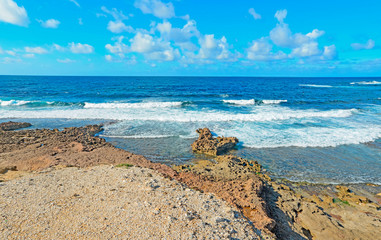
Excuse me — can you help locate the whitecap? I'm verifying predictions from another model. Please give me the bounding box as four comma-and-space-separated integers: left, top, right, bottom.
261, 99, 288, 104
0, 100, 32, 106
84, 101, 183, 109
222, 99, 256, 105
299, 84, 333, 88
350, 81, 381, 85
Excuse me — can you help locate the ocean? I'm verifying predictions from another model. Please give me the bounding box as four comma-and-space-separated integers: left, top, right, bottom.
1, 76, 380, 184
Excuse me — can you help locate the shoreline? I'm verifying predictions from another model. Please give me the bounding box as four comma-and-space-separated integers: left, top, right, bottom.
4, 117, 380, 185
1, 122, 380, 239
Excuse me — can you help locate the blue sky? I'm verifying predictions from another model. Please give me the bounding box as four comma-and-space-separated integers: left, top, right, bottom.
0, 0, 380, 76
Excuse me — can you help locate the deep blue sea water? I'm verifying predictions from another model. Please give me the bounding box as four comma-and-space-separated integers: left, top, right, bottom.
1, 76, 380, 184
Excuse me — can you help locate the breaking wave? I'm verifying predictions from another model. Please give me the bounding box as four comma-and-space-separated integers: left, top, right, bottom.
299, 84, 333, 88
223, 99, 287, 105
350, 81, 381, 85
84, 101, 184, 109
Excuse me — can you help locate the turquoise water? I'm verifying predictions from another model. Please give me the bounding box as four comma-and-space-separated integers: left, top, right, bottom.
1, 76, 380, 184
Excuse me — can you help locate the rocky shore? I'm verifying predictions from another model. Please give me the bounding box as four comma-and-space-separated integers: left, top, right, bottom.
1, 122, 380, 239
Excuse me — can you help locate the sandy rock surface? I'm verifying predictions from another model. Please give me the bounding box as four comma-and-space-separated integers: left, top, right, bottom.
0, 165, 261, 239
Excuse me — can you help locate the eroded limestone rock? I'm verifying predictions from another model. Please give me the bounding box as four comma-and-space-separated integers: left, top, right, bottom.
191, 128, 238, 156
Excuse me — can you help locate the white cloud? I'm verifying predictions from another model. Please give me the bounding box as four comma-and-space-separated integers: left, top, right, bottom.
290, 42, 321, 57
130, 32, 158, 53
351, 39, 375, 50
57, 58, 75, 63
23, 53, 34, 58
156, 20, 200, 51
78, 18, 83, 25
6, 50, 16, 56
157, 21, 171, 34
53, 44, 66, 52
106, 31, 179, 62
107, 20, 133, 33
69, 43, 94, 54
69, 0, 80, 7
198, 34, 233, 60
322, 45, 337, 60
129, 32, 179, 61
248, 10, 332, 61
25, 46, 48, 54
248, 8, 261, 20
134, 0, 175, 19
247, 38, 286, 61
306, 29, 325, 39
269, 23, 293, 47
0, 0, 29, 26
2, 56, 21, 63
105, 36, 129, 54
105, 55, 113, 62
101, 6, 128, 21
38, 19, 60, 28
274, 9, 287, 23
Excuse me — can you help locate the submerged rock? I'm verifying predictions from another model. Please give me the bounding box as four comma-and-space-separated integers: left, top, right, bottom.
0, 121, 31, 131
191, 128, 238, 156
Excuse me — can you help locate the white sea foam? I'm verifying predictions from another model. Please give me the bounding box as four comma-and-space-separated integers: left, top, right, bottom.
299, 84, 333, 88
99, 134, 174, 139
222, 99, 255, 105
223, 99, 288, 105
238, 125, 381, 148
0, 100, 32, 106
0, 107, 357, 122
262, 99, 288, 104
84, 101, 183, 109
350, 81, 381, 85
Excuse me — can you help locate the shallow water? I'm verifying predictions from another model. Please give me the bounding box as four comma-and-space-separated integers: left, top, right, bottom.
1, 76, 380, 184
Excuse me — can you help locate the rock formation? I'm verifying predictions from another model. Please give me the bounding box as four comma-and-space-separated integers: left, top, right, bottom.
0, 121, 31, 131
191, 128, 238, 155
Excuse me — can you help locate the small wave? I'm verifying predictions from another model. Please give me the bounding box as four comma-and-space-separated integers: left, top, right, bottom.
99, 134, 174, 139
350, 81, 381, 85
222, 99, 256, 105
299, 84, 333, 88
0, 99, 80, 108
261, 99, 287, 104
84, 101, 184, 109
0, 107, 357, 122
0, 100, 33, 106
223, 99, 287, 105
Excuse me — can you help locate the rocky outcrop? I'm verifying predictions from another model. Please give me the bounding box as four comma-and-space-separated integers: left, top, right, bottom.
191, 128, 238, 156
0, 125, 176, 178
0, 121, 31, 131
174, 155, 276, 234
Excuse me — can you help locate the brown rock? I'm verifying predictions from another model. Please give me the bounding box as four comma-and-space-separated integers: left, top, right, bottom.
0, 166, 17, 174
174, 155, 275, 232
0, 121, 31, 131
191, 128, 238, 156
336, 185, 371, 204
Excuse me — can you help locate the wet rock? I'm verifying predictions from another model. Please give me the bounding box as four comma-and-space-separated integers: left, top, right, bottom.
0, 121, 31, 131
191, 128, 238, 156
